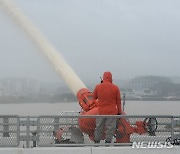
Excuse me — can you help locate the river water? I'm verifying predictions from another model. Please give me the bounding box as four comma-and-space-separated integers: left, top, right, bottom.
0, 101, 179, 116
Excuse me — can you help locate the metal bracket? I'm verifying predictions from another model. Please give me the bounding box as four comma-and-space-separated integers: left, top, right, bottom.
173, 119, 180, 127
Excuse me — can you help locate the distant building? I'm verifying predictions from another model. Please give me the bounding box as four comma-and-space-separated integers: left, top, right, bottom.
0, 78, 41, 96
171, 76, 180, 84
126, 75, 171, 90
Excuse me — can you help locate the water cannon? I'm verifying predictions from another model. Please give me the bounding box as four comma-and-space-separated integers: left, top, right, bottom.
77, 88, 97, 112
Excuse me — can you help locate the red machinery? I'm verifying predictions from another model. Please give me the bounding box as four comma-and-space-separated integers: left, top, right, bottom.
77, 88, 156, 143
54, 88, 157, 143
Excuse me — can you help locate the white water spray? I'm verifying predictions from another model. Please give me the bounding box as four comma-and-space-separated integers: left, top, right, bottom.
0, 0, 86, 96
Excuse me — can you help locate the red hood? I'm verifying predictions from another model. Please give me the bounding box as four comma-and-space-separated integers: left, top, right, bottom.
103, 72, 112, 83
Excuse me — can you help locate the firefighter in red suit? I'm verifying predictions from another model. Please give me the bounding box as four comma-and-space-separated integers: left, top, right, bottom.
93, 72, 122, 143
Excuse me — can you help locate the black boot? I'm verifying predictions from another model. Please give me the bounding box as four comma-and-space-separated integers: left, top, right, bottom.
94, 140, 100, 147
105, 140, 111, 147
94, 140, 100, 143
105, 140, 111, 143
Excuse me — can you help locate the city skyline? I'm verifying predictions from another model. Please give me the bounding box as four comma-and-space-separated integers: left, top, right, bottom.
0, 74, 179, 93
1, 75, 180, 103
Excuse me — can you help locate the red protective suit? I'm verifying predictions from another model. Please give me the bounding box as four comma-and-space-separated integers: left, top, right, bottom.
93, 72, 122, 115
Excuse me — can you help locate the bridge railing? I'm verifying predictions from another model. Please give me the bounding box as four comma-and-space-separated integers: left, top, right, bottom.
0, 114, 179, 148
0, 115, 20, 147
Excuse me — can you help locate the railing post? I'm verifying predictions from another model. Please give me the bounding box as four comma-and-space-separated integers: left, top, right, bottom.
32, 132, 37, 147
123, 93, 125, 111
3, 117, 10, 137
26, 116, 30, 148
54, 117, 59, 132
171, 116, 174, 144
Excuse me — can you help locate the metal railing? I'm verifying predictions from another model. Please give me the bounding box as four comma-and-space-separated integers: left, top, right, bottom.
0, 114, 179, 148
0, 115, 20, 147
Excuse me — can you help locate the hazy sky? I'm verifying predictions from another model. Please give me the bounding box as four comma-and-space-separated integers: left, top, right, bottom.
0, 0, 180, 84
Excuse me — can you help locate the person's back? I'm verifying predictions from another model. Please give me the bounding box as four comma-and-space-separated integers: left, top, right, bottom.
94, 72, 121, 115
93, 71, 122, 143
